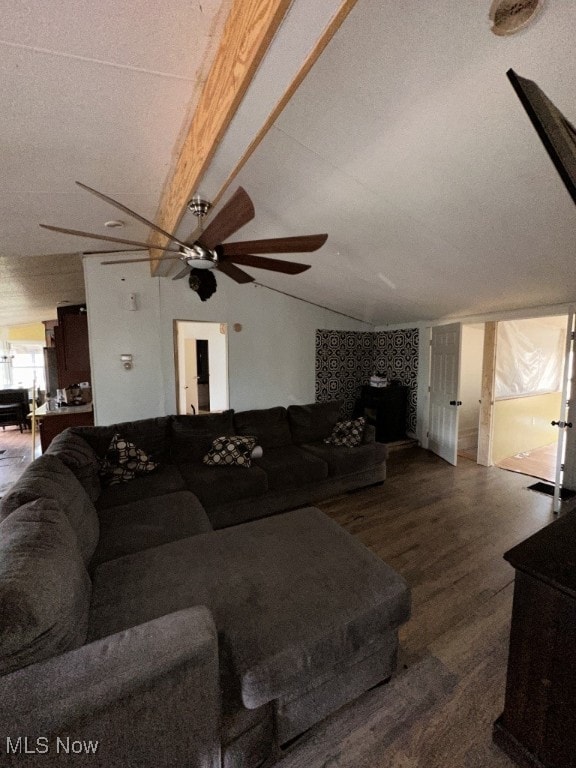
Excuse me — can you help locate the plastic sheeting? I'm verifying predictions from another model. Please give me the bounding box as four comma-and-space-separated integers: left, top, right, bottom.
495, 318, 566, 398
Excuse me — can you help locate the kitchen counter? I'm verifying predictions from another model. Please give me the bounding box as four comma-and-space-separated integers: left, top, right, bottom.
33, 402, 93, 417
31, 402, 94, 452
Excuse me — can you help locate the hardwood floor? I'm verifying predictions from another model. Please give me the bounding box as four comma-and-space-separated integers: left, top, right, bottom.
496, 442, 557, 484
0, 427, 40, 497
277, 447, 563, 768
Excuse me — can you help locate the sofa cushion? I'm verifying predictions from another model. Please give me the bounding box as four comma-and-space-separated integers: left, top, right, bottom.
302, 441, 388, 477
0, 499, 91, 676
72, 417, 170, 461
96, 464, 186, 510
0, 454, 99, 564
91, 491, 212, 567
112, 417, 171, 461
204, 435, 256, 468
89, 507, 410, 709
234, 407, 292, 449
171, 411, 235, 463
70, 424, 117, 457
253, 446, 328, 491
287, 400, 343, 445
177, 463, 268, 509
45, 428, 101, 502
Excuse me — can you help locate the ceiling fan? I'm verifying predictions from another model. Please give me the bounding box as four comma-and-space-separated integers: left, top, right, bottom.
40, 182, 328, 298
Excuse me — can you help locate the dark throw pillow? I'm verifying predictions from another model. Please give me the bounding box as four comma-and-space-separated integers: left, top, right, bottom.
203, 436, 257, 467
99, 434, 159, 485
324, 417, 366, 448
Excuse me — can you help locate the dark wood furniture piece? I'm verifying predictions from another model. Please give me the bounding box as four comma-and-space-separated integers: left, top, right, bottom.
54, 304, 91, 390
38, 405, 94, 453
354, 385, 408, 443
0, 389, 29, 432
493, 510, 576, 767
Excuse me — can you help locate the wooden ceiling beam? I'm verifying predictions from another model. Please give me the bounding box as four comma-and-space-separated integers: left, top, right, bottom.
150, 0, 292, 272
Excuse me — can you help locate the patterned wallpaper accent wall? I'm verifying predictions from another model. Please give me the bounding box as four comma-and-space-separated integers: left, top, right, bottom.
315, 330, 374, 417
315, 328, 419, 434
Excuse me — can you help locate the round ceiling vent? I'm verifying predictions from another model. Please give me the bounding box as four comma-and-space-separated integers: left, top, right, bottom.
489, 0, 544, 36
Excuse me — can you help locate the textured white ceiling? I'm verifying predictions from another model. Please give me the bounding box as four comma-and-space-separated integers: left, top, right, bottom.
0, 0, 230, 323
1, 0, 575, 327
221, 0, 576, 324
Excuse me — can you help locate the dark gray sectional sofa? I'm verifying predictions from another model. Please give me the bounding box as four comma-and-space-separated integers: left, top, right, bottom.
0, 401, 410, 767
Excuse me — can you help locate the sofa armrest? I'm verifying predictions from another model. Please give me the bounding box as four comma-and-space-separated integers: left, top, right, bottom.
0, 607, 221, 767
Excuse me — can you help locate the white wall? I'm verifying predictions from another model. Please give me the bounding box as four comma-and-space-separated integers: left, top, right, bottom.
84, 258, 371, 423
83, 258, 164, 425
159, 276, 370, 413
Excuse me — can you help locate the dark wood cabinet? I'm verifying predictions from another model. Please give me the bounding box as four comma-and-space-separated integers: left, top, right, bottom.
354, 385, 408, 442
494, 510, 576, 767
54, 304, 91, 390
38, 406, 94, 453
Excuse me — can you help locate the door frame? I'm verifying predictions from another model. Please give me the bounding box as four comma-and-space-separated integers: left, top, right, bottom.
173, 320, 229, 414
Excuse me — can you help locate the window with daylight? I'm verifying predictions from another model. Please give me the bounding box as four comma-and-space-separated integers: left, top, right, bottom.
8, 343, 46, 392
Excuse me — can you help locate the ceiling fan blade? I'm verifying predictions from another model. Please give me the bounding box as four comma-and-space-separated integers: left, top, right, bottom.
216, 261, 254, 284
39, 224, 183, 253
221, 253, 310, 274
83, 248, 148, 255
221, 233, 327, 256
172, 266, 191, 280
101, 255, 184, 265
198, 187, 255, 250
76, 181, 190, 249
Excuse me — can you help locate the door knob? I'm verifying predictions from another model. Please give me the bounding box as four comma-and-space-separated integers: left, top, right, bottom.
449, 400, 463, 406
551, 420, 573, 428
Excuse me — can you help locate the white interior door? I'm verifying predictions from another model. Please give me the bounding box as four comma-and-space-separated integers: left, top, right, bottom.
429, 323, 462, 465
183, 338, 199, 415
553, 309, 575, 512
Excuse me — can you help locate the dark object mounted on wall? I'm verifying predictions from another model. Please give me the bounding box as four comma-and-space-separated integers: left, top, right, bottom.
508, 69, 576, 207
189, 268, 217, 301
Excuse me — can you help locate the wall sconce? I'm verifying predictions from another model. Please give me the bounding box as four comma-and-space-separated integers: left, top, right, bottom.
120, 354, 133, 370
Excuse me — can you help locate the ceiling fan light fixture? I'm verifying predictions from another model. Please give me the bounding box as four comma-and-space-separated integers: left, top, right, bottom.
183, 243, 217, 269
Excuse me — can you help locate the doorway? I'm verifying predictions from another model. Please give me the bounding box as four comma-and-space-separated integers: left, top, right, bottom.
174, 321, 229, 415
491, 315, 569, 484
428, 316, 570, 479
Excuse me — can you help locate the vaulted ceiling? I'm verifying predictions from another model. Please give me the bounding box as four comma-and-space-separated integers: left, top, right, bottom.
2, 0, 575, 327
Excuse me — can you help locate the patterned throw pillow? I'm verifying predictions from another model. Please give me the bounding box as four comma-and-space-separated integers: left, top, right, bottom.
99, 434, 159, 485
203, 435, 257, 467
324, 417, 366, 448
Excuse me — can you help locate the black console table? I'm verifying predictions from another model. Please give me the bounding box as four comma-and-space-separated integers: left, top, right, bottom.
354, 385, 408, 443
493, 510, 576, 767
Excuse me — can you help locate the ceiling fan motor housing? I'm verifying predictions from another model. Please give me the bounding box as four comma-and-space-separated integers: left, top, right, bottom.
187, 197, 211, 219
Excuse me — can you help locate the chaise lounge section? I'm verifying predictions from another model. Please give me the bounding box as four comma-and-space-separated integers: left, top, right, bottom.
0, 401, 409, 767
